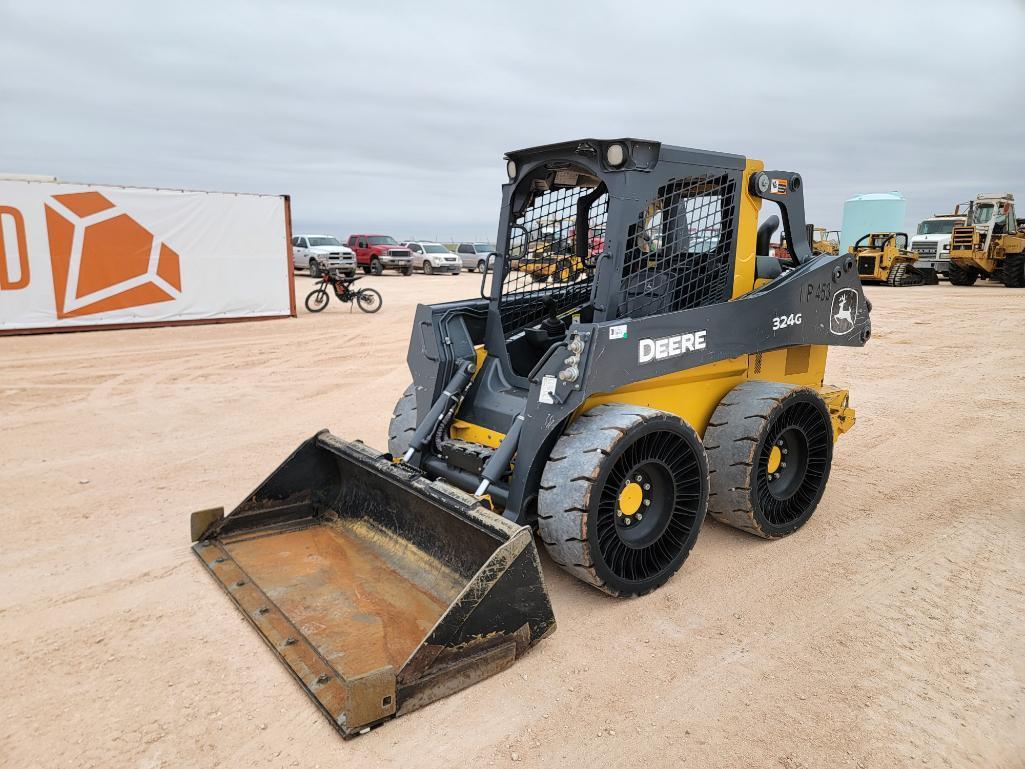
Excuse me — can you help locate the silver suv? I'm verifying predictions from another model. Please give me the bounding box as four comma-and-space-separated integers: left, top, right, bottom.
455, 243, 497, 272
292, 235, 356, 277
404, 241, 462, 274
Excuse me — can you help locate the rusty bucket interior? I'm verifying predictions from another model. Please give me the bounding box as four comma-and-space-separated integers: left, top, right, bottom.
192, 432, 555, 737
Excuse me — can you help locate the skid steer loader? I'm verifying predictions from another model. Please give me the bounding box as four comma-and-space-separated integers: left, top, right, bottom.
850, 232, 936, 286
191, 138, 871, 738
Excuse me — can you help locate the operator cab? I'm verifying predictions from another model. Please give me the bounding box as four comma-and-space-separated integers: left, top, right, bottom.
491, 145, 747, 381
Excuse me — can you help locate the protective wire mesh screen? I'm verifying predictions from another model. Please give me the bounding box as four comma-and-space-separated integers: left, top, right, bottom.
616, 174, 737, 319
499, 178, 608, 335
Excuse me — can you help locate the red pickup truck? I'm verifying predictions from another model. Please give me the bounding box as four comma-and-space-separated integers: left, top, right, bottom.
346, 235, 414, 276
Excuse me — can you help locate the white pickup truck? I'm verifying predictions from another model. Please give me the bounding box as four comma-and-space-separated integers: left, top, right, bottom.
910, 214, 966, 280
292, 234, 356, 277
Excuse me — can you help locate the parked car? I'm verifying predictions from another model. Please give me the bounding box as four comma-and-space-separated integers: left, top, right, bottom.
455, 243, 497, 272
346, 234, 413, 275
292, 234, 356, 277
404, 241, 461, 274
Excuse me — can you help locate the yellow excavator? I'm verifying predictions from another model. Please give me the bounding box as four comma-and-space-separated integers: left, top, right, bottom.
190, 138, 871, 738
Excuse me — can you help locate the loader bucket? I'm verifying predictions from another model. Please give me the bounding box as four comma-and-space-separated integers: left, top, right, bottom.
190, 432, 555, 738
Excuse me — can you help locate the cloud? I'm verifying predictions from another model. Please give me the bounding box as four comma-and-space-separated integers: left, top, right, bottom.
1, 0, 1022, 240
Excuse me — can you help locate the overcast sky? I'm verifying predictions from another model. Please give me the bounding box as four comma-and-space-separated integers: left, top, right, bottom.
2, 0, 1023, 241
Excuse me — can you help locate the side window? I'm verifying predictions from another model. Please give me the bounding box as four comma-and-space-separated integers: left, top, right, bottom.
410, 244, 421, 253
458, 244, 471, 254
619, 173, 737, 320
291, 237, 301, 247
298, 237, 307, 248
358, 238, 367, 248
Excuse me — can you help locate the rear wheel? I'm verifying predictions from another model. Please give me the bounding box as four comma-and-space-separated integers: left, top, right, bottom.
538, 404, 708, 597
362, 265, 372, 275
423, 261, 434, 275
477, 259, 486, 273
1002, 253, 1025, 287
308, 260, 321, 278
356, 287, 382, 313
704, 381, 833, 538
387, 384, 417, 457
947, 261, 978, 286
371, 258, 383, 276
304, 288, 329, 313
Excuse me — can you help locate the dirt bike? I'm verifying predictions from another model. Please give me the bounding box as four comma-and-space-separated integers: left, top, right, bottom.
305, 272, 382, 313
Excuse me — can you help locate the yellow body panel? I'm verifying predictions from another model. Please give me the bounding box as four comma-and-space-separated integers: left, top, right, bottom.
730, 159, 763, 299
450, 417, 505, 447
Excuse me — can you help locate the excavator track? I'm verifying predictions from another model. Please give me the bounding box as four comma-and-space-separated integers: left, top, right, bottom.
886, 262, 925, 287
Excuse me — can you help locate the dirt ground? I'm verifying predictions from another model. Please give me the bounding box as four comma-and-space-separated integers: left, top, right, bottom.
2, 272, 1023, 769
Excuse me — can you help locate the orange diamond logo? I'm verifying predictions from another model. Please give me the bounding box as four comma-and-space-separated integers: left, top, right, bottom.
45, 191, 182, 319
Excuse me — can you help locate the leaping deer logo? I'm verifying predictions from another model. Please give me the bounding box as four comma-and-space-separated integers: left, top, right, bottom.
829, 289, 858, 335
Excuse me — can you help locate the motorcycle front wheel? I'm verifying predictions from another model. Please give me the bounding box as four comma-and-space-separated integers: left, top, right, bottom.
305, 288, 329, 313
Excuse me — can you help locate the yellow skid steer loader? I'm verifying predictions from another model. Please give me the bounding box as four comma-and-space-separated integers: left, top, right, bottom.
191, 138, 871, 737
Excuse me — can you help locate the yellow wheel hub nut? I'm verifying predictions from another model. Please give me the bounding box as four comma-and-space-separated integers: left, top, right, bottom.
618, 482, 644, 516
767, 445, 783, 474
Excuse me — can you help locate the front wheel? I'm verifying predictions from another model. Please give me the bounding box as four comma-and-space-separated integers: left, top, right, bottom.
371, 258, 383, 276
538, 404, 708, 597
477, 259, 486, 273
402, 265, 413, 276
356, 287, 382, 313
304, 288, 329, 313
308, 260, 321, 278
423, 261, 434, 275
947, 261, 978, 286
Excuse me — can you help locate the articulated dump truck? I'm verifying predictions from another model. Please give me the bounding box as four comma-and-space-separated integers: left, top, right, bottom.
191, 138, 872, 737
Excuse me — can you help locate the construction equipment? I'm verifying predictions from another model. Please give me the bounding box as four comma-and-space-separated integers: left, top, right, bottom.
850, 232, 935, 286
812, 227, 841, 255
774, 224, 838, 261
947, 193, 1025, 286
192, 138, 871, 737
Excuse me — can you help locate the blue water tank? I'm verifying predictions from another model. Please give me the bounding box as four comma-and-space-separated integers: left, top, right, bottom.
839, 192, 907, 255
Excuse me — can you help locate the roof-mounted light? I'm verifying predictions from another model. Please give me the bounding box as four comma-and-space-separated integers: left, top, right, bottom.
605, 143, 626, 167
506, 159, 517, 180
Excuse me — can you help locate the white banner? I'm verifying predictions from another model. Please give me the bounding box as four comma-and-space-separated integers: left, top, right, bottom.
0, 179, 293, 333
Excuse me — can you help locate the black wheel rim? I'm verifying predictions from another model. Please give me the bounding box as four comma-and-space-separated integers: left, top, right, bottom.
755, 401, 830, 525
594, 431, 703, 583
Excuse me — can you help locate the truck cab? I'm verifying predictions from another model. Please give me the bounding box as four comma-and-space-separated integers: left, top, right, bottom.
346, 234, 413, 276
910, 212, 966, 279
